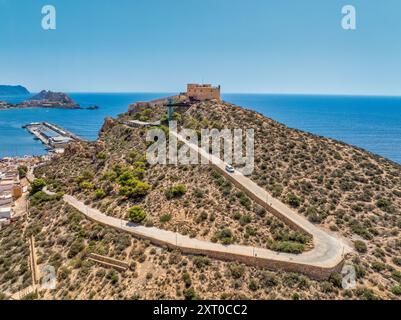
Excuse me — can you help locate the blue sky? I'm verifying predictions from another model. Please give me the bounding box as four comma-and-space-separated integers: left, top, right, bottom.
0, 0, 400, 94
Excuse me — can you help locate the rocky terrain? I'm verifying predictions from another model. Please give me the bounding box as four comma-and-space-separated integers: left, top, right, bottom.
1, 99, 401, 300
0, 218, 32, 298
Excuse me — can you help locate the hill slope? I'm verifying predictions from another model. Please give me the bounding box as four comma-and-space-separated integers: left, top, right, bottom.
14, 100, 401, 300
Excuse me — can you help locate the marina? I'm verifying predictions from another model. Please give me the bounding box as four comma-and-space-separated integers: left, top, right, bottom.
23, 122, 82, 152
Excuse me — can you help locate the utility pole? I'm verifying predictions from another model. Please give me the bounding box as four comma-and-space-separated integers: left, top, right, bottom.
167, 98, 174, 122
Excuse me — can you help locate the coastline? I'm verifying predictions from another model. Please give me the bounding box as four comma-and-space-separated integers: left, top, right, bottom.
0, 93, 400, 164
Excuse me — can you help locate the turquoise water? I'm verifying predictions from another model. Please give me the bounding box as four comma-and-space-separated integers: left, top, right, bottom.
0, 93, 400, 164
0, 93, 168, 158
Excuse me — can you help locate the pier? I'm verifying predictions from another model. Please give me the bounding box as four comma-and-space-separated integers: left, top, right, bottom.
23, 122, 82, 152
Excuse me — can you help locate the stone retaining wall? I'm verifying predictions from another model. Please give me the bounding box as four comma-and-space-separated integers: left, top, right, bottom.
81, 211, 341, 280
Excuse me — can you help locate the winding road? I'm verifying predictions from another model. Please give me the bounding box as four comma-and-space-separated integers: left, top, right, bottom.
29, 124, 353, 279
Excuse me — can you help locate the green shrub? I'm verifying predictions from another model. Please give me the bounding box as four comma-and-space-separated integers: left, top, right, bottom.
271, 184, 283, 197
287, 194, 301, 208
58, 267, 71, 281
119, 181, 150, 198
329, 272, 343, 288
245, 226, 257, 237
96, 152, 107, 160
292, 293, 300, 300
376, 198, 394, 213
94, 189, 106, 199
116, 168, 150, 198
267, 240, 305, 254
349, 220, 372, 240
273, 230, 310, 244
239, 214, 252, 226
391, 270, 401, 283
160, 214, 172, 223
82, 170, 94, 180
371, 261, 386, 272
339, 178, 356, 191
30, 191, 62, 206
107, 269, 119, 285
79, 181, 94, 190
260, 272, 278, 288
22, 292, 38, 300
102, 170, 117, 182
192, 257, 211, 269
232, 212, 241, 220
306, 207, 327, 223
391, 285, 401, 296
355, 287, 377, 300
68, 239, 85, 258
228, 263, 245, 279
320, 281, 334, 293
183, 287, 197, 300
182, 271, 192, 288
214, 228, 234, 245
235, 192, 251, 209
165, 184, 187, 200
193, 188, 204, 198
248, 279, 258, 291
30, 179, 46, 195
354, 264, 366, 279
0, 293, 8, 300
18, 165, 28, 179
354, 240, 368, 253
127, 206, 146, 224
195, 211, 208, 223
392, 257, 401, 267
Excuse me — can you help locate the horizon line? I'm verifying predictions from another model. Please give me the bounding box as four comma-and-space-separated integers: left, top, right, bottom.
17, 90, 401, 98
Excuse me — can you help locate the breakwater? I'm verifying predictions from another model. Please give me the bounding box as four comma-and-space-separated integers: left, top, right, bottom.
23, 122, 82, 152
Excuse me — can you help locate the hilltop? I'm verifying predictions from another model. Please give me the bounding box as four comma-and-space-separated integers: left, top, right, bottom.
0, 85, 30, 96
1, 99, 401, 300
29, 90, 77, 104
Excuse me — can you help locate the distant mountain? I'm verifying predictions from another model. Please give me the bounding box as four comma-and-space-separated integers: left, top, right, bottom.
0, 85, 30, 95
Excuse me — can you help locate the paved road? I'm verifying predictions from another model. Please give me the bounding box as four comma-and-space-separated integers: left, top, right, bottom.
170, 131, 353, 265
29, 125, 353, 278
42, 189, 351, 279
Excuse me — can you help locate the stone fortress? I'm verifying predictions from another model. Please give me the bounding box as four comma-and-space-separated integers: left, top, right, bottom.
128, 83, 221, 114
186, 83, 221, 101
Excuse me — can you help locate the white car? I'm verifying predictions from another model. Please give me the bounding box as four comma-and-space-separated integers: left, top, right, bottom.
225, 165, 235, 173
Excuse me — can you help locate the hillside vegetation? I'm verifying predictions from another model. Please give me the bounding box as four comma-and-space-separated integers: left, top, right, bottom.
23, 100, 401, 300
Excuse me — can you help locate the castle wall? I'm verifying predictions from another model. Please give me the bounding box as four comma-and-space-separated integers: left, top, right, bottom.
187, 84, 221, 101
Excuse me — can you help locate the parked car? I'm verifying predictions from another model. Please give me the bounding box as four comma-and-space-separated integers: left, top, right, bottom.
225, 165, 235, 173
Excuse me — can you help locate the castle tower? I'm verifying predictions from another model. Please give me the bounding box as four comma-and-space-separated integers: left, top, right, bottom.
186, 84, 221, 101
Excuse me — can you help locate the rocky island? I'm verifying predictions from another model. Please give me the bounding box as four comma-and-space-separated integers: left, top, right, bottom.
0, 90, 98, 110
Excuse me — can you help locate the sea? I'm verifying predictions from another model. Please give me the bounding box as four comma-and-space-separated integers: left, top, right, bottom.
0, 93, 400, 165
